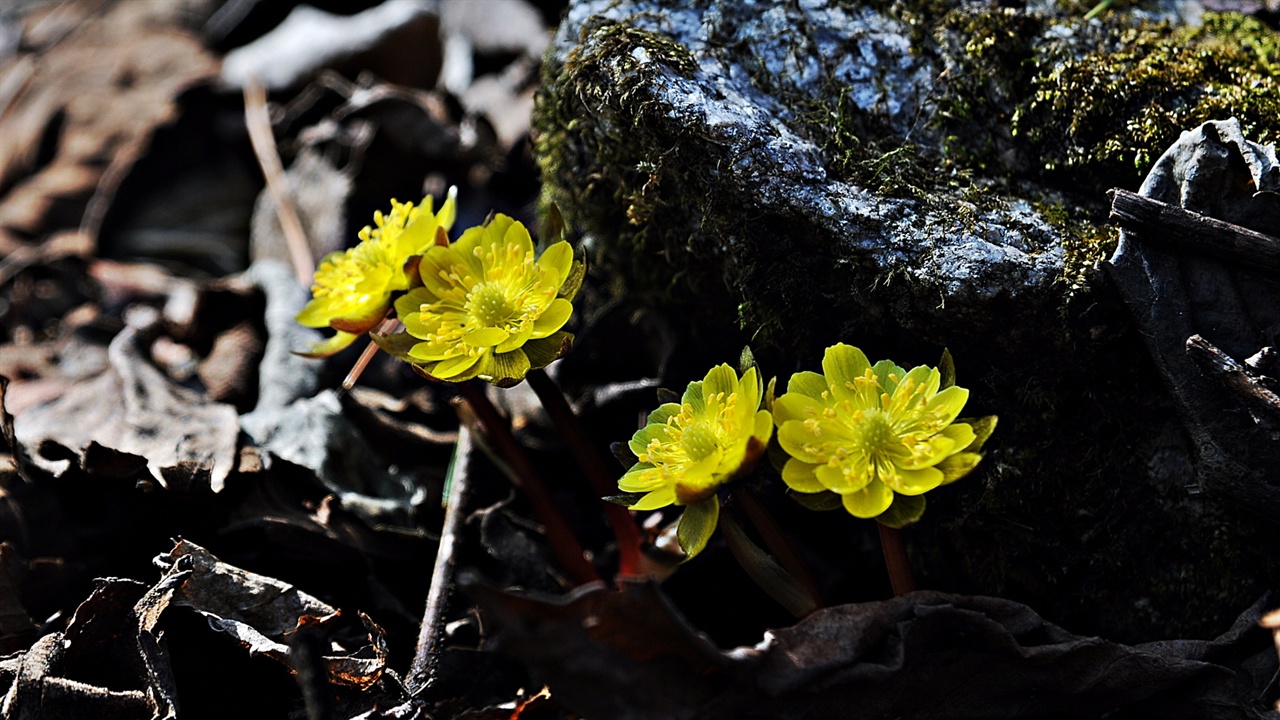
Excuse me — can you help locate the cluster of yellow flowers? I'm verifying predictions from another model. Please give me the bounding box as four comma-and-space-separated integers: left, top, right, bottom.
618, 344, 994, 557
298, 190, 993, 564
297, 189, 582, 387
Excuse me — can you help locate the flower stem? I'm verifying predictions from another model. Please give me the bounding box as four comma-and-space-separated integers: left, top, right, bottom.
526, 368, 645, 579
459, 380, 600, 586
878, 523, 916, 596
341, 316, 398, 393
734, 487, 824, 608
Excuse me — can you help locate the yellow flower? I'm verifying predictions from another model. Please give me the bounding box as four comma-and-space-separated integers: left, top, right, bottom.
374, 214, 583, 386
296, 189, 457, 357
774, 343, 979, 521
618, 364, 773, 511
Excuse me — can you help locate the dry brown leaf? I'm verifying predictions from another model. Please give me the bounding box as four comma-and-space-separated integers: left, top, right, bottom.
0, 1, 218, 246
14, 310, 239, 492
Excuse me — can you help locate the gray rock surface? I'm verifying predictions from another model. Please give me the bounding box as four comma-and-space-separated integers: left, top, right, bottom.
540, 0, 1066, 349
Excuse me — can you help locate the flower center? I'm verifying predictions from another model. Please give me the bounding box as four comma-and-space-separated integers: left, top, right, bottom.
679, 423, 719, 461
313, 253, 370, 300
466, 282, 516, 327
852, 409, 896, 459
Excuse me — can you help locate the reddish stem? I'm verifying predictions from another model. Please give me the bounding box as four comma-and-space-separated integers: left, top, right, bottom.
735, 487, 824, 608
878, 523, 916, 596
341, 317, 399, 393
526, 369, 644, 578
460, 381, 600, 585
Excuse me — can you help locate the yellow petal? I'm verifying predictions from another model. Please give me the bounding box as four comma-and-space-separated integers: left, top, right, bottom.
871, 359, 905, 397
537, 240, 573, 286
925, 386, 970, 427
782, 460, 826, 493
737, 367, 761, 420
430, 352, 483, 379
295, 296, 340, 328
408, 341, 460, 362
701, 364, 737, 401
499, 216, 534, 258
401, 310, 444, 341
295, 330, 361, 358
495, 321, 534, 353
395, 287, 437, 320
681, 380, 705, 415
618, 464, 664, 492
418, 246, 468, 298
437, 186, 458, 230
823, 344, 872, 406
531, 298, 573, 338
772, 392, 820, 425
752, 409, 773, 446
628, 422, 673, 458
885, 465, 943, 495
784, 371, 828, 401
646, 403, 681, 425
777, 421, 824, 464
841, 479, 894, 518
465, 327, 510, 347
630, 487, 677, 511
817, 461, 871, 493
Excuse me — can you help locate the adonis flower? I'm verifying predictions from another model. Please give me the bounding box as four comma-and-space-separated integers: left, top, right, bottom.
614, 361, 773, 558
296, 189, 457, 357
373, 214, 583, 386
774, 343, 990, 524
620, 363, 773, 510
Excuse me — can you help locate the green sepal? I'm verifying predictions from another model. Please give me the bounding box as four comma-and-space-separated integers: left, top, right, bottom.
655, 386, 680, 404
738, 345, 756, 376
604, 491, 648, 507
766, 437, 791, 475
483, 349, 532, 388
937, 452, 983, 486
789, 489, 843, 512
939, 348, 956, 390
877, 494, 926, 528
541, 202, 566, 245
370, 330, 420, 362
719, 510, 820, 617
558, 251, 587, 302
677, 497, 719, 560
403, 254, 424, 289
959, 415, 998, 452
523, 331, 573, 370
610, 441, 639, 470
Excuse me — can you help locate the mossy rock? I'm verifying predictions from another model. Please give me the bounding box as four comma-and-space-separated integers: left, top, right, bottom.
535, 0, 1280, 642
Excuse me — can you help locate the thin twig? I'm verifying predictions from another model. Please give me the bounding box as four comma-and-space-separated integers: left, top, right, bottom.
1186, 334, 1280, 420
460, 381, 600, 585
1108, 188, 1280, 274
734, 487, 823, 608
878, 524, 916, 596
407, 423, 472, 696
244, 78, 314, 286
526, 368, 644, 578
